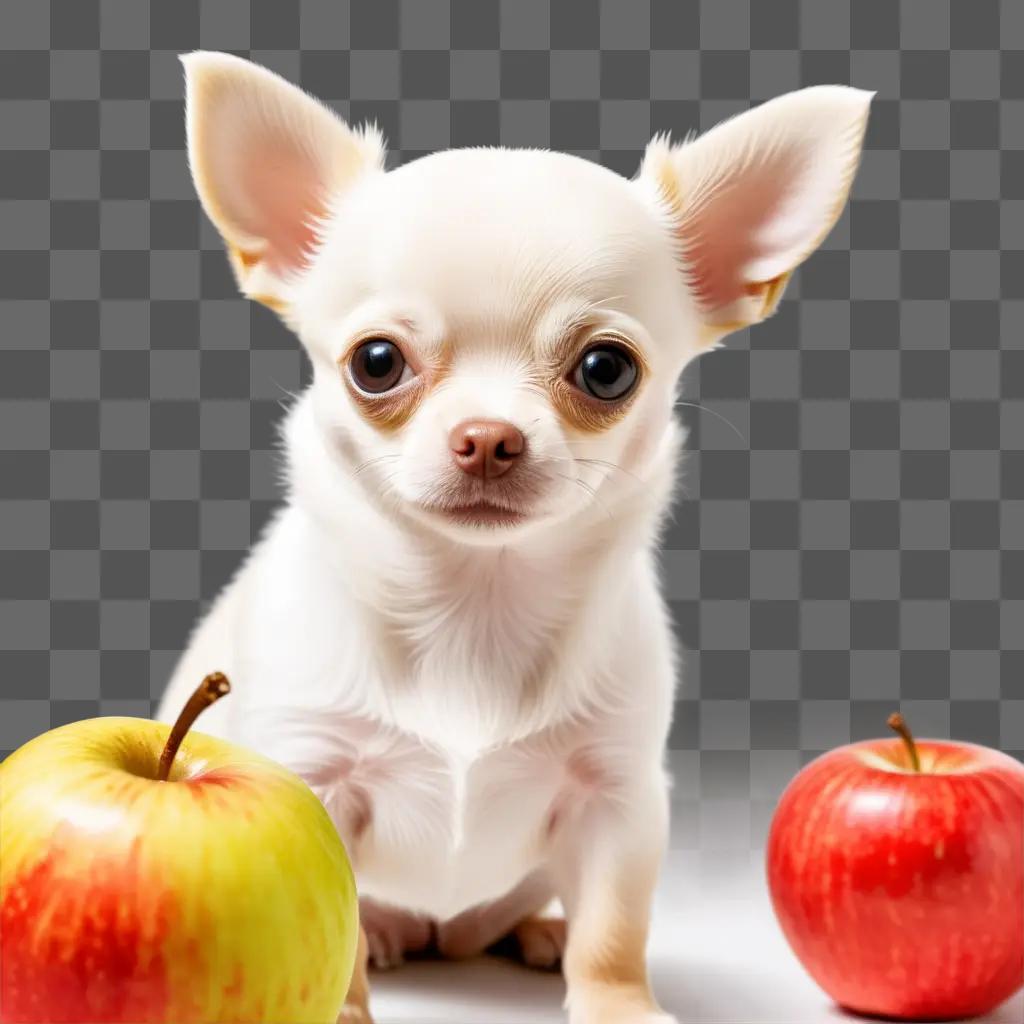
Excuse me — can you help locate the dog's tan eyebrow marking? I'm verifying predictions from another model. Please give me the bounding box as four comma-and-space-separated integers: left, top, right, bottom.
392, 313, 419, 334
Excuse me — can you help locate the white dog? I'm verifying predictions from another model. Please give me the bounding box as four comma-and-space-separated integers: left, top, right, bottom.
158, 52, 870, 1023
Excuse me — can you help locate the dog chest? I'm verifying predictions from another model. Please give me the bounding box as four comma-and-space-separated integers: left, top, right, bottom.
340, 722, 577, 919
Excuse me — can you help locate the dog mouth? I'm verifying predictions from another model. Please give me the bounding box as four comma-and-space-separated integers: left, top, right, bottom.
422, 500, 528, 528
414, 470, 552, 531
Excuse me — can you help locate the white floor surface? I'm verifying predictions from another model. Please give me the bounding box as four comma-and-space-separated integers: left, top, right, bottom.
369, 848, 1024, 1024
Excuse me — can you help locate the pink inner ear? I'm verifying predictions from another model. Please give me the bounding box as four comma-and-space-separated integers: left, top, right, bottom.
235, 134, 326, 276
682, 146, 810, 313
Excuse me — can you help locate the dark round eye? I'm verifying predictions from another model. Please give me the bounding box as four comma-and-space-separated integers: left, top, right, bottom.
350, 339, 405, 394
574, 345, 638, 401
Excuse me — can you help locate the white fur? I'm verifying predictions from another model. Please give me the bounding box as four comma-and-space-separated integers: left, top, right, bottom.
159, 53, 870, 1020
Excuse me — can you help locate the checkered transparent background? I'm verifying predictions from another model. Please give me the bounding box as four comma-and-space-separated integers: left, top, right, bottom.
2, 1, 1023, 844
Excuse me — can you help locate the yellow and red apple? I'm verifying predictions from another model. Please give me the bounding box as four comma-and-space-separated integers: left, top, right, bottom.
0, 674, 358, 1023
767, 713, 1024, 1021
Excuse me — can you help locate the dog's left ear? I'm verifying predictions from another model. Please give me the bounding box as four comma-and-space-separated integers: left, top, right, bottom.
182, 51, 385, 310
641, 86, 872, 338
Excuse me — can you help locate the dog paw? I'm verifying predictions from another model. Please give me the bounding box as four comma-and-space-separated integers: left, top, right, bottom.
512, 915, 566, 971
360, 898, 434, 970
435, 909, 487, 960
568, 984, 676, 1024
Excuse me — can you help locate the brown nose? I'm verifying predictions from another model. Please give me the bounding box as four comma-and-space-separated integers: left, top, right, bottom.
449, 420, 525, 479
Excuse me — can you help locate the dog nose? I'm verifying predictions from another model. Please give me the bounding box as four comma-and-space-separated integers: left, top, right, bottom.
449, 420, 525, 479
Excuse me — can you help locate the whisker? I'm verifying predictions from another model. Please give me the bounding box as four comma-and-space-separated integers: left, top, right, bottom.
575, 478, 614, 523
544, 456, 617, 492
352, 454, 401, 479
548, 451, 644, 486
375, 470, 405, 504
560, 399, 749, 447
576, 457, 644, 485
556, 472, 613, 522
674, 399, 748, 445
268, 378, 303, 414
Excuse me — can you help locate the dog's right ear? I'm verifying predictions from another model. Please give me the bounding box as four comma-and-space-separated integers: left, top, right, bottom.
182, 51, 385, 311
640, 86, 871, 342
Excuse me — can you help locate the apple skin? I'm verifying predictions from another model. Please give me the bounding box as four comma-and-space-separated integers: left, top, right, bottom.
766, 737, 1024, 1021
0, 717, 358, 1023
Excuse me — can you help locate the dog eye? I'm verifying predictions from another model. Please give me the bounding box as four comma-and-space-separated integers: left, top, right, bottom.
573, 344, 637, 401
350, 339, 407, 394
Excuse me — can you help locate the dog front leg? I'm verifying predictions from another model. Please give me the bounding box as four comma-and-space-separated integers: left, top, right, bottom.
549, 772, 676, 1024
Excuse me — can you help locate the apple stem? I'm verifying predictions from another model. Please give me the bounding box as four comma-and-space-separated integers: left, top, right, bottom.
156, 672, 232, 782
887, 712, 921, 773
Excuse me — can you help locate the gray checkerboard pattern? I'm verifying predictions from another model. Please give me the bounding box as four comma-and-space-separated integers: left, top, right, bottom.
2, 1, 1023, 845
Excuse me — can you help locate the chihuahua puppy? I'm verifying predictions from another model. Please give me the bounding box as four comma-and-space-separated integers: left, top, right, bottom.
158, 52, 870, 1023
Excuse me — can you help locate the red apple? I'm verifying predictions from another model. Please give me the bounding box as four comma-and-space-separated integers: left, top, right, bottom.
766, 714, 1024, 1021
0, 674, 359, 1023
